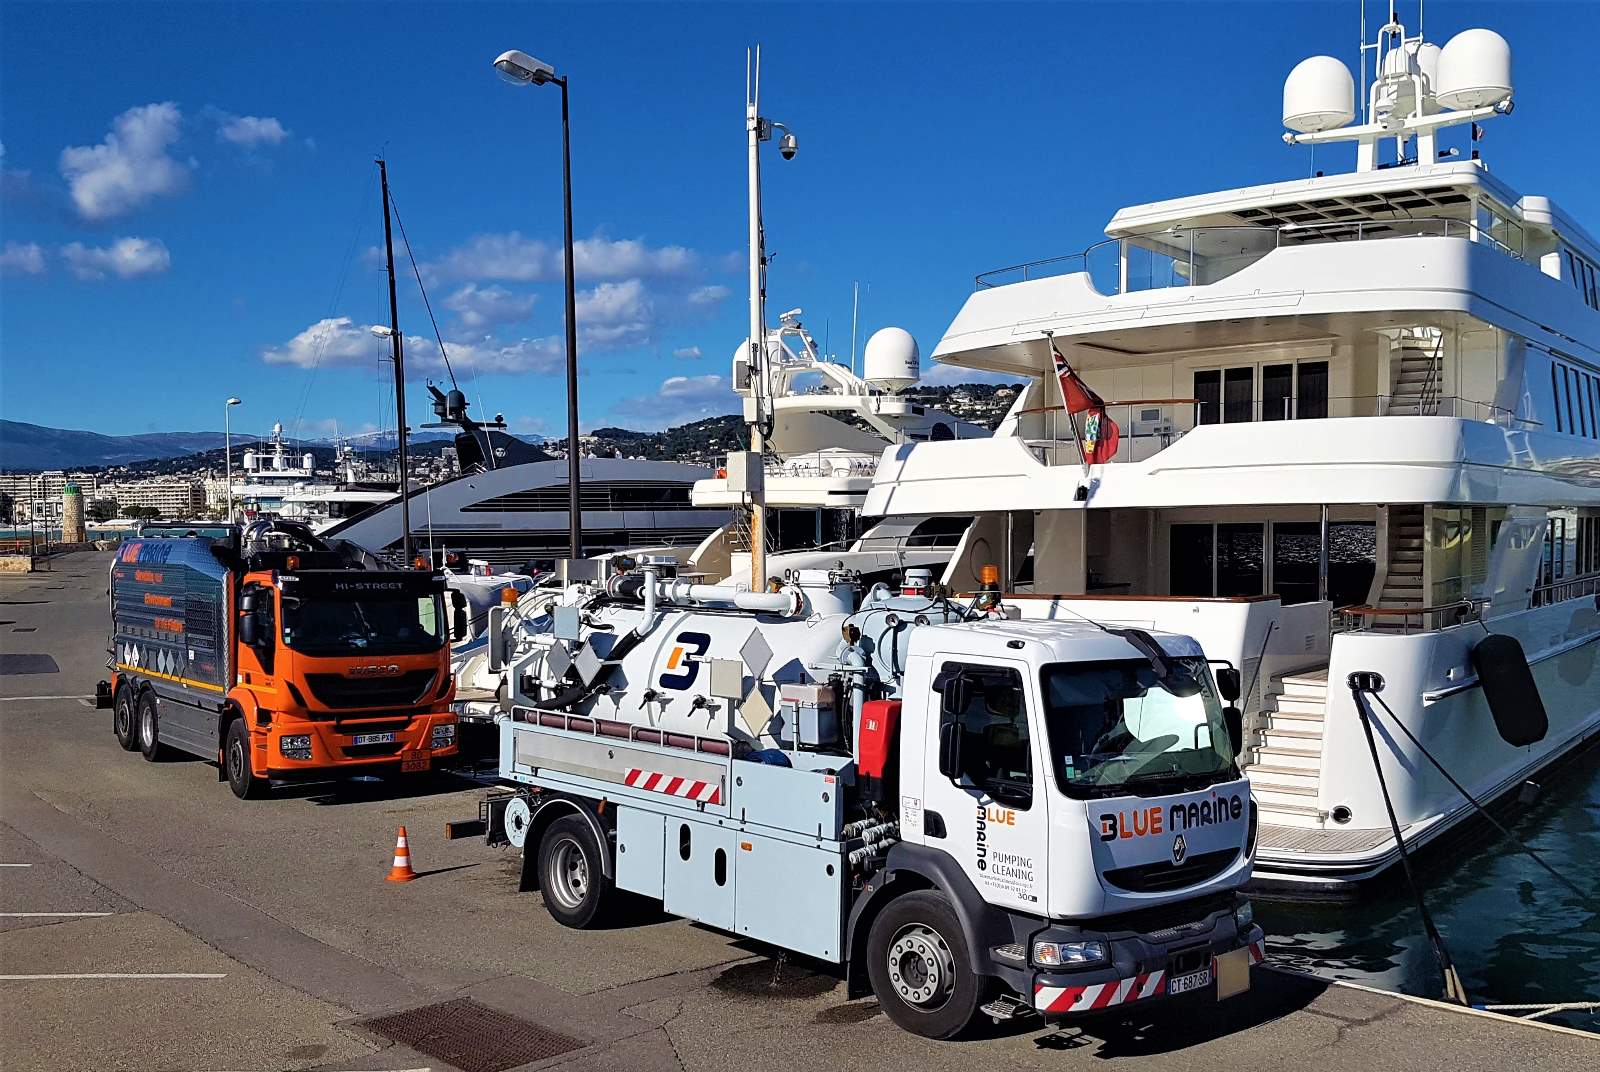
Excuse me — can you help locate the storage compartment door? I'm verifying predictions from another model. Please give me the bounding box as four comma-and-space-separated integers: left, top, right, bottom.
615, 807, 665, 899
663, 819, 736, 931
734, 839, 844, 962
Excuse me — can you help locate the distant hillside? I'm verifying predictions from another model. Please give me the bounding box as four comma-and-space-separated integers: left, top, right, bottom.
0, 420, 229, 470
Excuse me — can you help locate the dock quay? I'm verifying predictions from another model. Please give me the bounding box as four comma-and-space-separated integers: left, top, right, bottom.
2, 552, 1593, 1071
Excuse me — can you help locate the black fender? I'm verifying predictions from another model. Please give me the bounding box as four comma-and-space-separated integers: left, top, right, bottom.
844, 842, 1021, 996
519, 792, 615, 893
1470, 633, 1548, 747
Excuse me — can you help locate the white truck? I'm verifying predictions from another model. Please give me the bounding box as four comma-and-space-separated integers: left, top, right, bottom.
452, 558, 1264, 1038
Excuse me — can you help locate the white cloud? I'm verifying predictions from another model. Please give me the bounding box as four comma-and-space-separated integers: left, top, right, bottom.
262, 316, 384, 367
263, 315, 563, 376
672, 345, 703, 360
613, 374, 737, 428
217, 114, 289, 146
443, 283, 536, 329
61, 237, 171, 280
576, 278, 652, 347
687, 284, 730, 306
59, 102, 189, 220
428, 231, 697, 283
0, 242, 45, 275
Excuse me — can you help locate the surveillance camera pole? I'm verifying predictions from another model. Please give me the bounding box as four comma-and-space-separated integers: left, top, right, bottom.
378, 157, 414, 566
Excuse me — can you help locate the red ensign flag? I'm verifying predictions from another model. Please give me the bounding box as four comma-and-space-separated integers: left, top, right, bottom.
1052, 348, 1120, 464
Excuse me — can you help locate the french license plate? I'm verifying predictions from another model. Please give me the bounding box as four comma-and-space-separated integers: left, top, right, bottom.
401, 754, 430, 773
1167, 967, 1212, 995
351, 731, 396, 746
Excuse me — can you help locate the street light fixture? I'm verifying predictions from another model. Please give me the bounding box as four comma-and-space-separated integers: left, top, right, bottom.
224, 397, 242, 525
493, 47, 583, 560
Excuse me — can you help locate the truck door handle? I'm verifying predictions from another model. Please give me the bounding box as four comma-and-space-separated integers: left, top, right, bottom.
924, 811, 946, 839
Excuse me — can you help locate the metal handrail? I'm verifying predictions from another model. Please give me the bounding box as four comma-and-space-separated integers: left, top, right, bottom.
1338, 598, 1487, 635
975, 217, 1526, 291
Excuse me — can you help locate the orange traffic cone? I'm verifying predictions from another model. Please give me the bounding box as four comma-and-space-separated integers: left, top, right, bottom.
386, 826, 417, 882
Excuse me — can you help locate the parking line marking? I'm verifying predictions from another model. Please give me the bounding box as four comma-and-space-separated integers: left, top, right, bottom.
0, 912, 114, 918
0, 864, 34, 868
0, 696, 94, 702
0, 972, 227, 980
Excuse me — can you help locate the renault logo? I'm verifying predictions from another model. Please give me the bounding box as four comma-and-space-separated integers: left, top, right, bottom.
1172, 834, 1188, 865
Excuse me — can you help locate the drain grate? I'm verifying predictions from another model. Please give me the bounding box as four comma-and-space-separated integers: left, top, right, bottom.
360, 998, 584, 1072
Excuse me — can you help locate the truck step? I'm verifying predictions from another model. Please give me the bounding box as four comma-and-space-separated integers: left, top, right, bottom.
981, 993, 1036, 1022
991, 943, 1027, 964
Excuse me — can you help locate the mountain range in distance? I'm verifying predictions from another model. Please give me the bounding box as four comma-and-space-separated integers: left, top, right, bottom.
0, 420, 456, 471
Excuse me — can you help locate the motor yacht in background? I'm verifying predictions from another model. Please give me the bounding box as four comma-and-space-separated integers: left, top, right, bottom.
865, 8, 1600, 894
683, 309, 982, 586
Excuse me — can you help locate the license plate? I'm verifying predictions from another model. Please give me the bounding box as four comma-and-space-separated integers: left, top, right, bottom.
401, 757, 430, 773
351, 732, 396, 746
1167, 967, 1212, 995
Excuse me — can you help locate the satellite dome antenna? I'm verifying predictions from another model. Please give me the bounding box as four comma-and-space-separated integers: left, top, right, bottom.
1280, 1, 1513, 173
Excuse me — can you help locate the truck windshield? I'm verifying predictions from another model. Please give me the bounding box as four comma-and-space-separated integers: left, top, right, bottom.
280, 594, 445, 657
1040, 657, 1234, 797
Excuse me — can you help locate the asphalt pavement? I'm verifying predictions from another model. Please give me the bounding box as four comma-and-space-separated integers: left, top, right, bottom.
1, 551, 1593, 1071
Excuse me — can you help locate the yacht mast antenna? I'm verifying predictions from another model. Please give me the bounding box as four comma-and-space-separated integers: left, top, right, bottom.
376, 156, 413, 565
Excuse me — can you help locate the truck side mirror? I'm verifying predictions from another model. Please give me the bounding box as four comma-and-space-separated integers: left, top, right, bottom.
453, 605, 469, 641
1223, 705, 1244, 759
937, 721, 963, 782
239, 611, 258, 647
1215, 667, 1241, 703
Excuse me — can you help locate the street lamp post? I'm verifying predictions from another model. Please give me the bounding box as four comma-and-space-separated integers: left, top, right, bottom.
493, 48, 583, 560
224, 397, 242, 524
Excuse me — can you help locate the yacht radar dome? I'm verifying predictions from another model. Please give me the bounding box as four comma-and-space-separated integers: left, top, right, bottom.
1435, 28, 1513, 111
862, 327, 919, 393
1283, 56, 1356, 133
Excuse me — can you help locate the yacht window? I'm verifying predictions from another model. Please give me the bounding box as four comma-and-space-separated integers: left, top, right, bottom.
1169, 524, 1215, 597
1168, 522, 1266, 598
1262, 364, 1294, 421
1552, 366, 1565, 434
1216, 524, 1265, 597
1194, 371, 1221, 426
1224, 368, 1254, 424
1297, 361, 1330, 420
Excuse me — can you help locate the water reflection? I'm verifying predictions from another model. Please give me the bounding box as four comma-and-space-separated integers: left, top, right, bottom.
1260, 745, 1600, 1033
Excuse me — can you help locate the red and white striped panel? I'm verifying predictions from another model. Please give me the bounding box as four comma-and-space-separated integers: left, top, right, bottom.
1247, 939, 1265, 964
1035, 970, 1166, 1015
623, 768, 721, 804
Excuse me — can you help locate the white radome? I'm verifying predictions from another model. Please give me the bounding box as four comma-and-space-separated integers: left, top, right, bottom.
1283, 56, 1355, 133
862, 327, 920, 393
1436, 28, 1513, 111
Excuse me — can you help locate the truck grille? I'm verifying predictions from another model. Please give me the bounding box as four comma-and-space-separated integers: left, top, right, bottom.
305, 670, 437, 710
1103, 848, 1239, 893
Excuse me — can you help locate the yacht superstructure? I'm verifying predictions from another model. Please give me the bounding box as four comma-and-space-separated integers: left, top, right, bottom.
685, 311, 984, 585
864, 9, 1600, 892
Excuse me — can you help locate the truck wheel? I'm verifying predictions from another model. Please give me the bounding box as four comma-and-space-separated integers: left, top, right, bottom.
537, 814, 614, 929
224, 720, 267, 800
113, 688, 139, 751
866, 891, 992, 1040
136, 692, 167, 762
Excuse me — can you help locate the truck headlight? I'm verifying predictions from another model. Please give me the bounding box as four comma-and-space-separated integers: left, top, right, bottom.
280, 735, 312, 755
1234, 900, 1254, 929
1033, 940, 1108, 967
431, 724, 456, 747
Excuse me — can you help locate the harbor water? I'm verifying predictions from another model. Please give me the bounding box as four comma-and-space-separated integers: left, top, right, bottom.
1260, 742, 1600, 1033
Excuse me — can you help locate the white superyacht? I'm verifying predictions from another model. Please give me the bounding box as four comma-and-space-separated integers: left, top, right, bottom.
864, 9, 1600, 893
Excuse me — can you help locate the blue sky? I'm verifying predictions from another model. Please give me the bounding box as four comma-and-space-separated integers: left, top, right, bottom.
3, 1, 1597, 442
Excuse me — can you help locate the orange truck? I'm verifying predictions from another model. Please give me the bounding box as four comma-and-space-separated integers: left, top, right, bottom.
101, 521, 461, 798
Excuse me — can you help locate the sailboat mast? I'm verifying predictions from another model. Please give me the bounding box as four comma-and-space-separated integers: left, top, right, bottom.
378, 157, 413, 565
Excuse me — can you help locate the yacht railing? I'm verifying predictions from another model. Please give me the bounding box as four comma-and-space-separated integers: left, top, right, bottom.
1016, 394, 1526, 466
1338, 598, 1488, 634
975, 217, 1526, 293
765, 452, 880, 480
1531, 571, 1600, 608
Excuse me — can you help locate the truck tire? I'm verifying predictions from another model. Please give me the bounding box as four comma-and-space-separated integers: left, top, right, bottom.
137, 692, 167, 762
113, 687, 139, 751
224, 720, 267, 800
866, 890, 992, 1040
537, 814, 615, 929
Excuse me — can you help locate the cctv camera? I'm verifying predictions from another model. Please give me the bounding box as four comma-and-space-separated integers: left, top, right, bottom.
779, 132, 798, 160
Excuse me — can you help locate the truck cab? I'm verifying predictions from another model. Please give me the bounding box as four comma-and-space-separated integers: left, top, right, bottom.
107, 521, 463, 798
877, 620, 1258, 1024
